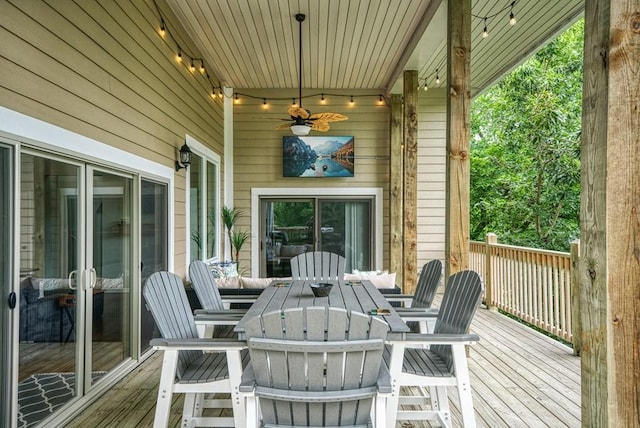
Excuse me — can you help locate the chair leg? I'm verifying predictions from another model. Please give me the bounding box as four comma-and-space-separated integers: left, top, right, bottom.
453, 344, 476, 428
154, 350, 179, 428
227, 349, 247, 428
385, 342, 405, 427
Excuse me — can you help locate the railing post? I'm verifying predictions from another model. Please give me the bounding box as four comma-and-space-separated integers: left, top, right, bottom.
570, 239, 581, 356
484, 233, 498, 310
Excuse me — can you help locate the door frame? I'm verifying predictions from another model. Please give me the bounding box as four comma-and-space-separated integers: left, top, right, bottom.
250, 187, 383, 277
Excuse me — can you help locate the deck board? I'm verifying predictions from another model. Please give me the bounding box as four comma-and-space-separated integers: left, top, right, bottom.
66, 300, 581, 427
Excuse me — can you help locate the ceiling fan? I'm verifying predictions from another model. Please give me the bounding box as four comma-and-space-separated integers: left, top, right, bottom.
275, 13, 348, 136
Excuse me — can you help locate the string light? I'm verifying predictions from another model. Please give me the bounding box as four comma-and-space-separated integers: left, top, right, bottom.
509, 1, 517, 25
263, 98, 268, 108
423, 80, 428, 91
473, 0, 519, 39
292, 98, 297, 106
435, 69, 440, 85
153, 0, 390, 108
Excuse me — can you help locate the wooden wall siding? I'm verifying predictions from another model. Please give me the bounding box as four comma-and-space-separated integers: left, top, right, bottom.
0, 0, 224, 275
417, 88, 447, 266
233, 89, 390, 272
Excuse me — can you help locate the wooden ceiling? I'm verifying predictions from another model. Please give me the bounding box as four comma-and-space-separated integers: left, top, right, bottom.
165, 0, 583, 94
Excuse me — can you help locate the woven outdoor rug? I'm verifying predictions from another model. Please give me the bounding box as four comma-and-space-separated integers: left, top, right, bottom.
18, 372, 105, 428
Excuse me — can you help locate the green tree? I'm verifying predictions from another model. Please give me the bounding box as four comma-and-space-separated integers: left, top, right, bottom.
470, 20, 583, 251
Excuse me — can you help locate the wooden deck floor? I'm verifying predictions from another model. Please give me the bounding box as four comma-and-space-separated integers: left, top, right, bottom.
66, 305, 581, 427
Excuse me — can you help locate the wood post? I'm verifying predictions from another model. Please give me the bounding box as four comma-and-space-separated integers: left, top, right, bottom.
581, 0, 640, 424
484, 233, 497, 311
403, 70, 418, 293
445, 0, 471, 280
390, 94, 404, 289
569, 239, 581, 356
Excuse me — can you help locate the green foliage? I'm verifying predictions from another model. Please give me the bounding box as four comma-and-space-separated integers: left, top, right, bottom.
221, 205, 247, 263
273, 201, 313, 227
471, 20, 584, 251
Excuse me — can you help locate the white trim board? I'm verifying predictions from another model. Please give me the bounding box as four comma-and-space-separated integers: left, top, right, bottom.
250, 187, 384, 277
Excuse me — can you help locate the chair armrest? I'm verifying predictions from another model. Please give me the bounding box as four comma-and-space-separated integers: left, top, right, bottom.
397, 333, 480, 345
193, 309, 246, 316
377, 363, 392, 394
221, 295, 259, 303
239, 364, 256, 392
384, 294, 414, 304
150, 338, 247, 351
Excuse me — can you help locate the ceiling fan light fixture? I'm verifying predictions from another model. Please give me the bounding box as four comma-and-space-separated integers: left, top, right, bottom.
291, 124, 311, 136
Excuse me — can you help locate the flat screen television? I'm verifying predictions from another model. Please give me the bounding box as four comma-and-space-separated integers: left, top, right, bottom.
283, 136, 354, 178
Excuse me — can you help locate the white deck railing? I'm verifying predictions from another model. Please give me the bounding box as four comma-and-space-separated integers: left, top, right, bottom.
470, 234, 580, 348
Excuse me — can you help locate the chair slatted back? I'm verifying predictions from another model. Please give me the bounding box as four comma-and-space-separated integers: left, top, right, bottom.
245, 307, 388, 427
189, 260, 225, 310
289, 251, 346, 280
406, 260, 443, 331
143, 271, 201, 379
432, 270, 484, 371
412, 259, 443, 309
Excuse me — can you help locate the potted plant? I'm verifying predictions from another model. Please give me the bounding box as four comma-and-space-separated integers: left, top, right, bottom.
222, 205, 249, 268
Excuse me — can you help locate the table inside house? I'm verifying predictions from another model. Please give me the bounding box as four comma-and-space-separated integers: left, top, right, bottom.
234, 279, 410, 339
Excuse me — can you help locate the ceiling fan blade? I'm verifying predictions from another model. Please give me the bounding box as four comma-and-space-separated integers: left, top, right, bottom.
274, 123, 293, 131
309, 112, 348, 122
311, 121, 330, 132
288, 106, 310, 120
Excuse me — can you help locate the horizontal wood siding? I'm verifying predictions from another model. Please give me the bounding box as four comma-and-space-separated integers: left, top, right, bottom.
0, 0, 224, 275
417, 88, 446, 268
233, 90, 390, 271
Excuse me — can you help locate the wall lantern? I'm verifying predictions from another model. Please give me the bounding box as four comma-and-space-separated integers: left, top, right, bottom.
175, 142, 192, 171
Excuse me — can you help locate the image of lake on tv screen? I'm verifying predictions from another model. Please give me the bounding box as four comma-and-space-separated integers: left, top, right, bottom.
283, 136, 354, 178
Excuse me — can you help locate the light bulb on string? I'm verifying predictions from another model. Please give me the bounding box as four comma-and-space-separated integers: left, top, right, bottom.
190, 59, 195, 72
378, 94, 385, 104
435, 69, 440, 85
200, 60, 205, 73
177, 47, 182, 62
292, 98, 297, 107
349, 95, 354, 105
320, 93, 326, 104
159, 19, 166, 37
509, 1, 517, 26
423, 81, 428, 91
482, 18, 489, 38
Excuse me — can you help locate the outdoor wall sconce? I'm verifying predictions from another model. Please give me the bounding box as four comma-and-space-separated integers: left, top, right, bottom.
175, 142, 192, 171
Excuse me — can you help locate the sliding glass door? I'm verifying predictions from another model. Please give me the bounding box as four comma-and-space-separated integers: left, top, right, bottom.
260, 198, 373, 276
17, 153, 135, 426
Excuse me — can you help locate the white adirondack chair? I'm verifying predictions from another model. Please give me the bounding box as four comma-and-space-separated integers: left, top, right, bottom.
240, 307, 390, 428
144, 271, 249, 428
385, 270, 484, 427
289, 251, 345, 281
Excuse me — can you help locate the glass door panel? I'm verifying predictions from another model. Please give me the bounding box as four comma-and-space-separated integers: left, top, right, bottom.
140, 179, 168, 353
318, 200, 372, 272
262, 200, 314, 277
18, 153, 82, 424
88, 169, 133, 379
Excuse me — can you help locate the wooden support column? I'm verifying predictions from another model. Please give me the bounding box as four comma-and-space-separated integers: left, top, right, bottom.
403, 70, 418, 293
580, 0, 640, 425
390, 94, 404, 288
445, 0, 471, 279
